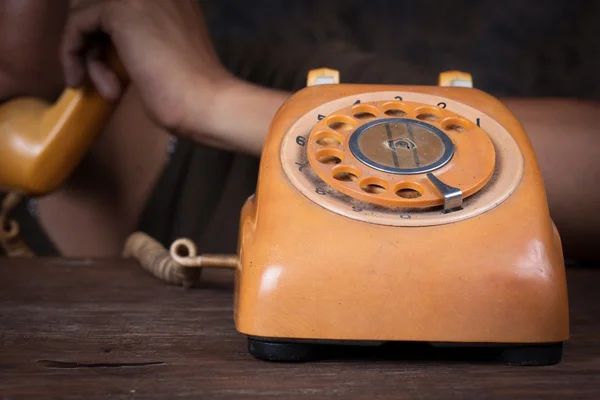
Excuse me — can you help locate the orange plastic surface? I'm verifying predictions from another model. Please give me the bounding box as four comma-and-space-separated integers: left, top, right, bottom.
0, 49, 128, 195
438, 71, 473, 87
306, 68, 340, 87
235, 84, 569, 344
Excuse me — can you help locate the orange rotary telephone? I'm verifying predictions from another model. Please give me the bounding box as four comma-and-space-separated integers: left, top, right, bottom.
0, 60, 569, 365
232, 70, 569, 365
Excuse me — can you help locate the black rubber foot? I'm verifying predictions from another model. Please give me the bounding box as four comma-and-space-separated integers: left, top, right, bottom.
247, 337, 564, 365
247, 338, 321, 362
494, 342, 563, 366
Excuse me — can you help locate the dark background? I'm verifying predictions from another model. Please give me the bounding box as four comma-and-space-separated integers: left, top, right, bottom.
202, 0, 600, 98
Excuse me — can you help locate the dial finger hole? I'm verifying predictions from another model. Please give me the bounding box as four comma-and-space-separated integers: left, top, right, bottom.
396, 189, 422, 199
317, 137, 340, 146
415, 106, 442, 122
382, 101, 407, 117
326, 115, 356, 133
441, 117, 470, 133
394, 182, 424, 199
352, 104, 379, 120
313, 130, 344, 147
332, 165, 361, 183
360, 177, 389, 194
316, 148, 344, 165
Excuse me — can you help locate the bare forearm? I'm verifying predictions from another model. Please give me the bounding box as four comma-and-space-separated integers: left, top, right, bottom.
184, 78, 290, 157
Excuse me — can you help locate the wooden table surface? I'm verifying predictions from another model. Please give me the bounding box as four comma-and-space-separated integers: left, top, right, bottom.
1, 258, 599, 399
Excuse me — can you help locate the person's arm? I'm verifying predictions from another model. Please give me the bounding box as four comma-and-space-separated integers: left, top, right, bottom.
60, 0, 289, 157
185, 79, 290, 157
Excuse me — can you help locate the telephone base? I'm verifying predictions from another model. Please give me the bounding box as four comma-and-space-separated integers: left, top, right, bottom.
247, 337, 563, 366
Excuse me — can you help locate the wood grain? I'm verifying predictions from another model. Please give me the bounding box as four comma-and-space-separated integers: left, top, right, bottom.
1, 258, 598, 399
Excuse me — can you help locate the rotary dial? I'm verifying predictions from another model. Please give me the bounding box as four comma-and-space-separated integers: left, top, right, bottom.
280, 91, 524, 226
306, 100, 495, 208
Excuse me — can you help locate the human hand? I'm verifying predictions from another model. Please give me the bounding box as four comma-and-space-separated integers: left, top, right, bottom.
61, 0, 236, 136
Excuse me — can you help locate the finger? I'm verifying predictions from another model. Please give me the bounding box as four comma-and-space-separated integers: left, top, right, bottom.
86, 55, 121, 101
60, 2, 107, 88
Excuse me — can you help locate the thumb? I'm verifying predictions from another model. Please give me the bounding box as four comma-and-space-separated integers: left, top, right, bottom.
86, 54, 122, 101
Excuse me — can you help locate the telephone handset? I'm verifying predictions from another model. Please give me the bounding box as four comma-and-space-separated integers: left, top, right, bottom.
0, 48, 128, 195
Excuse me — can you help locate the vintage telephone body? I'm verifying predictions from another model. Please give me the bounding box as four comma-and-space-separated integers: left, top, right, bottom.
236, 72, 569, 365
0, 59, 569, 365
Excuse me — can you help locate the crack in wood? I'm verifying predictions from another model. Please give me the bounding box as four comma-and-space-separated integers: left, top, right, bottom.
37, 360, 165, 369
